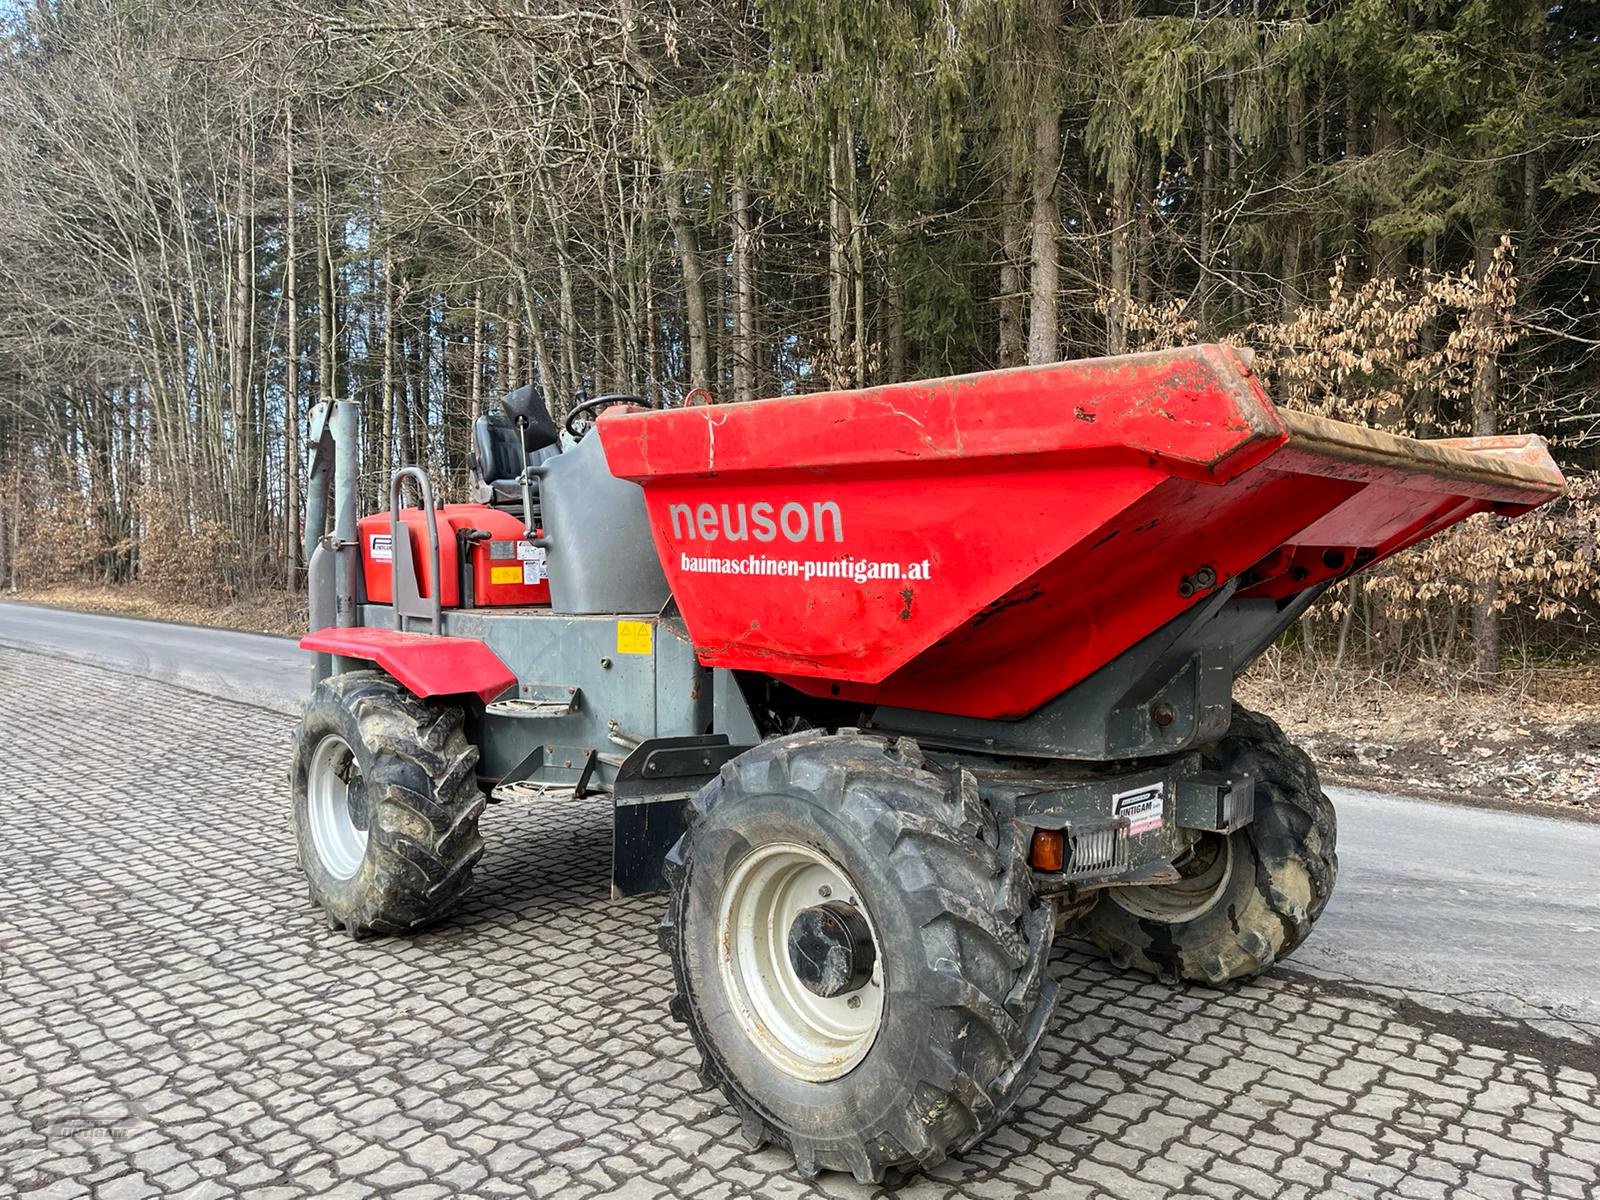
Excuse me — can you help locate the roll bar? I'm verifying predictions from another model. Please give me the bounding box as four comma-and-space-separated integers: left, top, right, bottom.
388, 466, 443, 635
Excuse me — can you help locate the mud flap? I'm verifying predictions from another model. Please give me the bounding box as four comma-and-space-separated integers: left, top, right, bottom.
611, 735, 749, 898
613, 797, 690, 898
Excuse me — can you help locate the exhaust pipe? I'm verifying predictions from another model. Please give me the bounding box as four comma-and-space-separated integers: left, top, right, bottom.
304, 398, 362, 684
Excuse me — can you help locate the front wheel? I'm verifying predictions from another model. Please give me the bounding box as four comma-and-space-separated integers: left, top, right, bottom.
660, 733, 1058, 1183
290, 670, 485, 936
1077, 706, 1338, 984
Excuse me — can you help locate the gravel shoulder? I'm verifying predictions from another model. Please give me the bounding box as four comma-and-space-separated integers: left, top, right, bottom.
1239, 667, 1600, 820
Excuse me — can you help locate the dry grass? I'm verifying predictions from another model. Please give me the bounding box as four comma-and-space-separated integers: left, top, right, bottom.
7, 584, 306, 636
1240, 657, 1600, 815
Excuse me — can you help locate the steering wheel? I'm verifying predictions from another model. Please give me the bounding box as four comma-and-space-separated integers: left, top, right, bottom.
564, 393, 657, 439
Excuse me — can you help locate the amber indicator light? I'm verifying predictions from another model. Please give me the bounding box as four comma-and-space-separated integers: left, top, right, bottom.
1029, 829, 1065, 872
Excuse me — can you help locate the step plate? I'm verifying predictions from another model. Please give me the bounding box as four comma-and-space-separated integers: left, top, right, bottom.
490, 779, 578, 803
485, 697, 576, 720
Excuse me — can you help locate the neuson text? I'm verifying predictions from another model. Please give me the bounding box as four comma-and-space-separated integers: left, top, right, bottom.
668, 500, 843, 544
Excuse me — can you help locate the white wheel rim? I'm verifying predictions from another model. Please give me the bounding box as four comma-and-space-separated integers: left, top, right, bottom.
717, 842, 885, 1082
307, 734, 368, 881
1108, 832, 1234, 923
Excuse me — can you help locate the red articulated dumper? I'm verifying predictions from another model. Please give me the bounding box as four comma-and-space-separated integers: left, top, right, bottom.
290, 345, 1564, 1181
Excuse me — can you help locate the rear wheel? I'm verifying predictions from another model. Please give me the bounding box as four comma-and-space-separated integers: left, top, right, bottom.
1077, 706, 1337, 984
660, 733, 1058, 1182
291, 670, 485, 936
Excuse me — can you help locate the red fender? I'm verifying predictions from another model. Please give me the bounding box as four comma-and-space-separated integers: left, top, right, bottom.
300, 627, 515, 704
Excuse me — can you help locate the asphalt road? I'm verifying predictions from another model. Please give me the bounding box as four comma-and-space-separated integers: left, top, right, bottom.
1305, 787, 1600, 1037
0, 601, 307, 715
3, 598, 1596, 1037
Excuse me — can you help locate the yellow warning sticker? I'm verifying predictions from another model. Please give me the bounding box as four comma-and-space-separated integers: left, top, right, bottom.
616, 620, 654, 656
490, 565, 522, 585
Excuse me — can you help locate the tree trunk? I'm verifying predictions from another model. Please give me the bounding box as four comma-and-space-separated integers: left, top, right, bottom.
998, 169, 1026, 367
1198, 88, 1216, 329
1135, 150, 1155, 307
1469, 227, 1503, 679
732, 174, 757, 404
1226, 76, 1243, 319
1342, 71, 1361, 256
662, 162, 711, 393
471, 286, 484, 415
1107, 165, 1131, 355
409, 299, 428, 468
316, 181, 335, 399
1027, 103, 1062, 365
828, 121, 853, 386
1415, 233, 1438, 435
644, 265, 659, 405
504, 290, 521, 392
379, 259, 395, 493
544, 180, 582, 401
886, 267, 907, 382
229, 131, 251, 524
282, 106, 300, 582
1281, 77, 1307, 313
1312, 71, 1327, 290
1369, 104, 1403, 281
851, 202, 866, 384
714, 264, 728, 395
520, 278, 561, 410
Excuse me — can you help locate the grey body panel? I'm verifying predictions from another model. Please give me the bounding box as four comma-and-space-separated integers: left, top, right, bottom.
540, 432, 671, 615
712, 670, 763, 745
348, 576, 1302, 895
359, 600, 752, 898
361, 602, 717, 794
868, 586, 1325, 761
306, 543, 337, 681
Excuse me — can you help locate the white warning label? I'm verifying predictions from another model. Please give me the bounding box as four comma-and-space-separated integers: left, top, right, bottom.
521, 547, 547, 584
1113, 782, 1165, 835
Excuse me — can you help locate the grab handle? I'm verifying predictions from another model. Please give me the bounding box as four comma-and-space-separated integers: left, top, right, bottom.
389, 466, 443, 635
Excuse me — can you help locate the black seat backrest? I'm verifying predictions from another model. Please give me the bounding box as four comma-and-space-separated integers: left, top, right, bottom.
472, 413, 563, 507
501, 384, 560, 451
470, 387, 560, 506
473, 412, 527, 487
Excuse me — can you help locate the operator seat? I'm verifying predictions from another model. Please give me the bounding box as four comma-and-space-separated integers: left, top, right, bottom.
470, 385, 561, 506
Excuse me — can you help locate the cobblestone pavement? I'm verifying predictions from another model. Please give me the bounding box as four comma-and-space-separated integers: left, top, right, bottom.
2, 647, 1597, 1200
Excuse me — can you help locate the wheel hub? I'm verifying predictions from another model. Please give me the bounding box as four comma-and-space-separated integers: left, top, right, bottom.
787, 901, 876, 998
344, 773, 371, 832
306, 733, 369, 881
717, 842, 886, 1082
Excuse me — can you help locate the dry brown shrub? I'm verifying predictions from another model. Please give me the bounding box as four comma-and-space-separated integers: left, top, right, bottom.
2, 456, 110, 586
1117, 242, 1598, 669
136, 483, 255, 605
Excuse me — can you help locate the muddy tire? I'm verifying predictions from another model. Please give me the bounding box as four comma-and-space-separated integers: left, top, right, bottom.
291, 670, 485, 936
660, 733, 1058, 1183
1077, 706, 1337, 984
